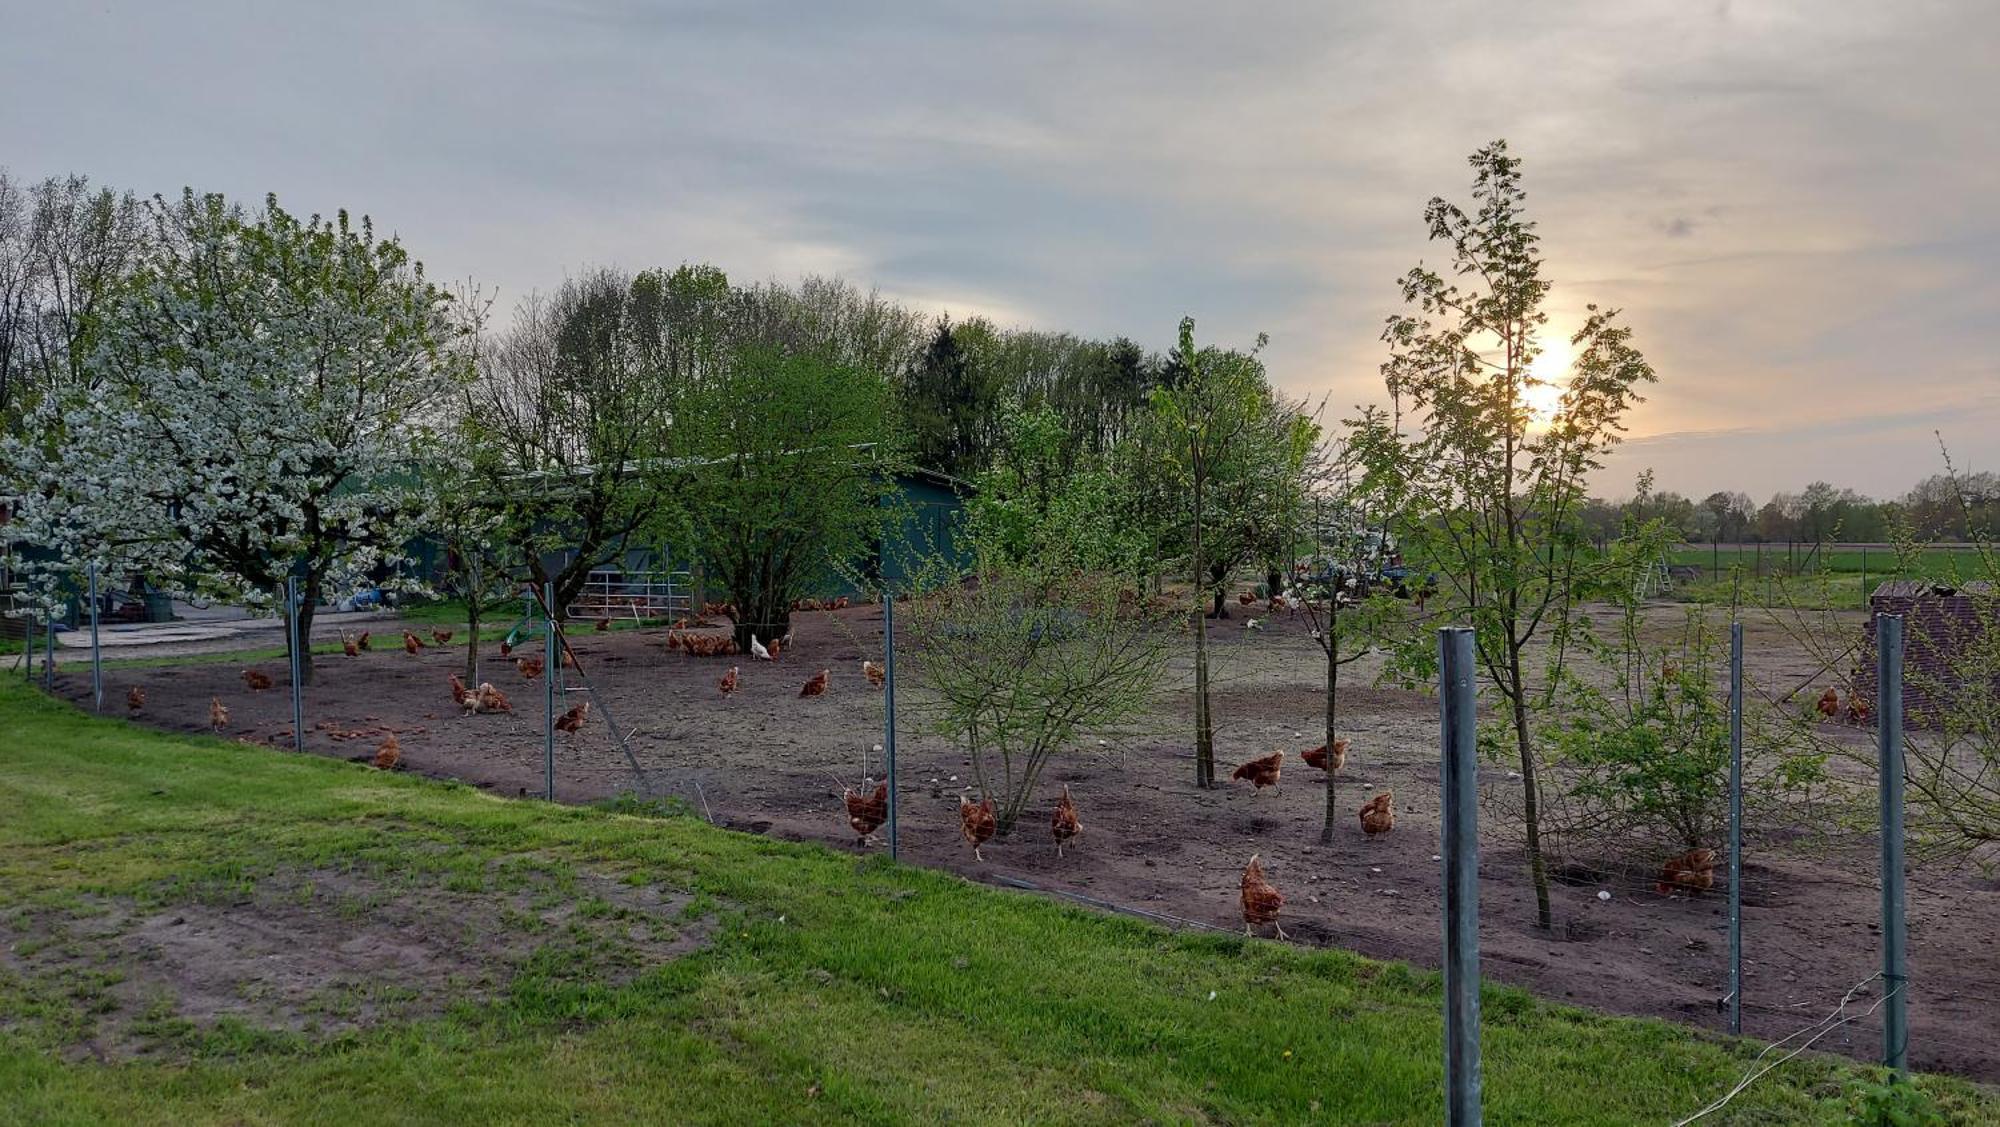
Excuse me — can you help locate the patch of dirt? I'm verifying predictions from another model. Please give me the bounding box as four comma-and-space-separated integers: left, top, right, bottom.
66, 600, 2000, 1082
0, 864, 707, 1060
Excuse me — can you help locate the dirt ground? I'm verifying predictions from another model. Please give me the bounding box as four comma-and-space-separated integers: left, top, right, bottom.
61, 601, 2000, 1083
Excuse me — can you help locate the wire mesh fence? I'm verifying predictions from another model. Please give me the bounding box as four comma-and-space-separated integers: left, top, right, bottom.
16, 560, 1998, 1102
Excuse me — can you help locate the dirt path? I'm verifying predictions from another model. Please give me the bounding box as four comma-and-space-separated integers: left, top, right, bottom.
64, 601, 2000, 1083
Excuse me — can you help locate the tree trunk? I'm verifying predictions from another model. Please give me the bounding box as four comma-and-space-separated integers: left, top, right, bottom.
1192, 459, 1214, 788
465, 596, 482, 685
1508, 647, 1553, 930
293, 580, 319, 687
1320, 627, 1339, 845
1267, 567, 1284, 599
1209, 586, 1228, 620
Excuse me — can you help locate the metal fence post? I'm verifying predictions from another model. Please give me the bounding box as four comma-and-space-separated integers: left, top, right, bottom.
44, 615, 54, 690
88, 564, 103, 712
544, 581, 557, 802
883, 591, 900, 861
285, 577, 305, 753
1727, 620, 1744, 1036
22, 608, 34, 681
1878, 613, 1908, 1078
1440, 626, 1482, 1127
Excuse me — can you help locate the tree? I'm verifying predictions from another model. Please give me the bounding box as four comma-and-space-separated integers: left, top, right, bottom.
962, 400, 1146, 587
679, 342, 899, 653
2, 190, 467, 682
1368, 141, 1656, 928
466, 268, 691, 616
1143, 317, 1314, 787
1299, 406, 1413, 842
904, 566, 1181, 833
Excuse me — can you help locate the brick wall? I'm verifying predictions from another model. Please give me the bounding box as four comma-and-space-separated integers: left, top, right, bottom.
1853, 581, 1998, 727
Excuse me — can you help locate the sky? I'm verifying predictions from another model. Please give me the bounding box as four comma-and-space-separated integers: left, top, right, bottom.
3, 0, 1995, 500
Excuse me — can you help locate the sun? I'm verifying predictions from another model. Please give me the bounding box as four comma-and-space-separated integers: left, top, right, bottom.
1522, 339, 1573, 423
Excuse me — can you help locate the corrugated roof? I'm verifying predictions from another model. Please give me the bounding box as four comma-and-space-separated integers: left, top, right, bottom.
1870, 579, 1995, 600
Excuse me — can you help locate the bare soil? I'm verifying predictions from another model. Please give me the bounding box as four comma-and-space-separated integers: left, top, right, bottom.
0, 854, 707, 1060
61, 602, 2000, 1082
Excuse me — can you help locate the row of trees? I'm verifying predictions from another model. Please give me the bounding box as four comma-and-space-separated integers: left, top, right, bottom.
1581, 472, 1998, 546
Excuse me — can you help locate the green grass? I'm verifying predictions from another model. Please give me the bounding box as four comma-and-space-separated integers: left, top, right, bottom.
0, 682, 1989, 1125
1667, 545, 1992, 610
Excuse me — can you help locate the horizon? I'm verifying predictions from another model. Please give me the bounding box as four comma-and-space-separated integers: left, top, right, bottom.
3, 1, 1994, 498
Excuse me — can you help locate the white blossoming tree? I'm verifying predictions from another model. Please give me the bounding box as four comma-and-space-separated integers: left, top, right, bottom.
2, 190, 467, 682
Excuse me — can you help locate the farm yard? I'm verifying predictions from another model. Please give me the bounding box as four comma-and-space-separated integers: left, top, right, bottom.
51, 595, 2000, 1088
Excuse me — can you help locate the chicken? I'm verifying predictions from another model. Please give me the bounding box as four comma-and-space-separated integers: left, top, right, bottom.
1359, 791, 1395, 836
126, 686, 146, 713
719, 666, 740, 696
844, 781, 888, 846
594, 617, 611, 632
1655, 847, 1720, 897
341, 634, 360, 658
464, 682, 512, 714
498, 638, 512, 657
1268, 595, 1288, 614
1302, 739, 1349, 772
1240, 854, 1287, 939
373, 733, 402, 771
1231, 750, 1284, 793
862, 659, 885, 689
431, 629, 453, 646
800, 669, 830, 698
960, 795, 997, 861
357, 631, 371, 651
516, 656, 544, 680
749, 636, 773, 662
767, 640, 783, 660
554, 701, 590, 733
403, 631, 424, 655
1051, 785, 1081, 858
241, 669, 274, 691
1815, 687, 1841, 719
1846, 693, 1872, 724
208, 696, 229, 730
1239, 591, 1256, 606
448, 673, 469, 707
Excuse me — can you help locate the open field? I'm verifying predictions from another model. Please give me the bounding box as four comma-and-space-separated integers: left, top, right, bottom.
2, 677, 1993, 1124
1666, 544, 1993, 610
49, 598, 2000, 1092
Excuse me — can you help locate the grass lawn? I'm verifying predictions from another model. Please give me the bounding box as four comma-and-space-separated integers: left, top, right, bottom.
1666, 545, 1992, 610
0, 681, 1989, 1125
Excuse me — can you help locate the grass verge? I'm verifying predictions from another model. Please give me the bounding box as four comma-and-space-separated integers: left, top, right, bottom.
0, 680, 1988, 1125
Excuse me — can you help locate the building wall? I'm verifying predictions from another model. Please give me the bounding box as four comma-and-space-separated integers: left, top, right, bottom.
1853, 581, 1998, 725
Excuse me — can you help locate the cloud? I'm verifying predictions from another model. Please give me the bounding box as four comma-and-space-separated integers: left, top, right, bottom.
1, 0, 1994, 498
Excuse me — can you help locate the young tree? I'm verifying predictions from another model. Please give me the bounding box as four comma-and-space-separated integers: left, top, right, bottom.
1144, 317, 1314, 787
1298, 407, 1413, 843
2, 190, 467, 682
904, 566, 1181, 833
1369, 142, 1656, 928
679, 343, 899, 653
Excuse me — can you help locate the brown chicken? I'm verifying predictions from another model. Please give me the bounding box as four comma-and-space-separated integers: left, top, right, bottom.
800, 669, 830, 698
844, 781, 888, 846
241, 669, 273, 691
960, 795, 997, 861
431, 629, 453, 646
342, 634, 360, 658
1239, 591, 1256, 606
767, 639, 783, 661
1846, 694, 1872, 724
1302, 739, 1349, 772
126, 686, 146, 713
1656, 847, 1720, 897
1051, 785, 1081, 857
403, 631, 424, 655
464, 682, 512, 714
1359, 791, 1395, 836
373, 733, 402, 771
862, 659, 885, 689
1815, 687, 1841, 719
208, 696, 229, 730
516, 656, 544, 680
719, 666, 740, 695
594, 617, 611, 632
448, 673, 469, 707
498, 638, 512, 657
1231, 750, 1284, 793
357, 631, 371, 651
1240, 854, 1287, 939
555, 701, 590, 734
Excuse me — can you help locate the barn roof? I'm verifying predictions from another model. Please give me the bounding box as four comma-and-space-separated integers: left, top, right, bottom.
1870, 579, 1995, 600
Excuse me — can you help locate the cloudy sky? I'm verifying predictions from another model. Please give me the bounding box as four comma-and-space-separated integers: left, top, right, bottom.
4, 0, 1994, 498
